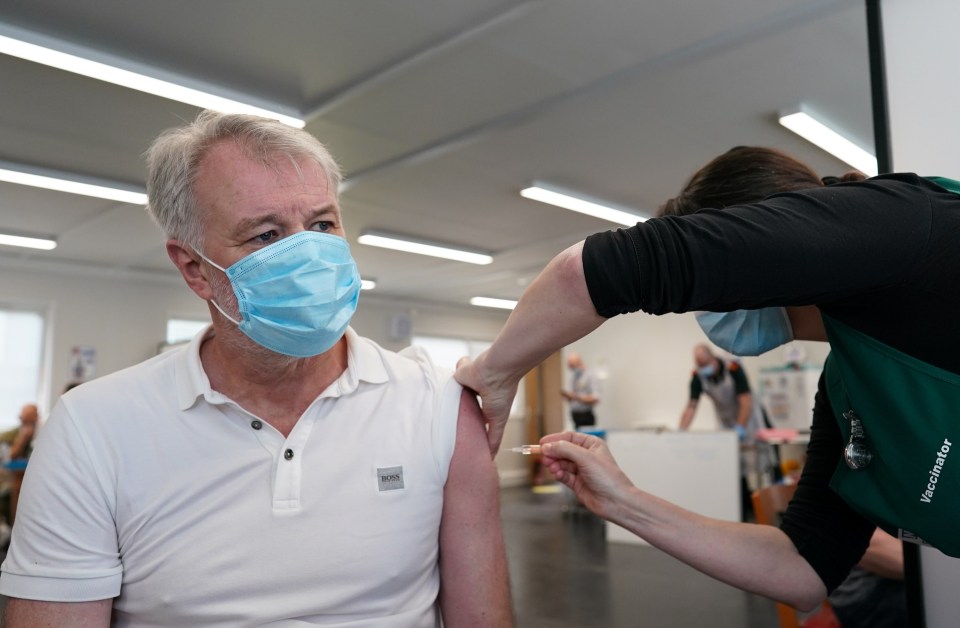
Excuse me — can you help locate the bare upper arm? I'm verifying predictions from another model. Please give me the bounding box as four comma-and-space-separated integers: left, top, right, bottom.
3, 598, 112, 628
438, 389, 512, 627
441, 390, 504, 537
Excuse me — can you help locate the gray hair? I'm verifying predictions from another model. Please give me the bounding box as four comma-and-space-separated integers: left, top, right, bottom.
144, 110, 342, 251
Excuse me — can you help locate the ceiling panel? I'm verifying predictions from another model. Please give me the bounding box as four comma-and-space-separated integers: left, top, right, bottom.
0, 183, 110, 235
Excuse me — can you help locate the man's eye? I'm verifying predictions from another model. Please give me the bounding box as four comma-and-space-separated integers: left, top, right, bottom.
252, 230, 277, 244
313, 221, 332, 232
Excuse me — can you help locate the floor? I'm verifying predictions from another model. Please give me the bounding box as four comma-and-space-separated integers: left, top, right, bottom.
501, 485, 780, 628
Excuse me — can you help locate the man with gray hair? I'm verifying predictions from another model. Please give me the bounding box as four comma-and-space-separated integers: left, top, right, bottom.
0, 111, 512, 627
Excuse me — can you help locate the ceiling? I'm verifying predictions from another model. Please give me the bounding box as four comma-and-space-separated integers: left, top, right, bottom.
0, 0, 873, 309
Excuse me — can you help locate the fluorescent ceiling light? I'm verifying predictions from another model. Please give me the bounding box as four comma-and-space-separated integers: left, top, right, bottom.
360, 279, 377, 291
358, 231, 493, 265
0, 233, 57, 250
520, 182, 646, 226
778, 110, 878, 177
0, 31, 304, 128
0, 166, 148, 205
470, 296, 517, 310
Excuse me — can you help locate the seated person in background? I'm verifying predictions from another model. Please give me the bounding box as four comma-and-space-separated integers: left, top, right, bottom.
0, 404, 39, 461
0, 111, 512, 627
0, 403, 38, 535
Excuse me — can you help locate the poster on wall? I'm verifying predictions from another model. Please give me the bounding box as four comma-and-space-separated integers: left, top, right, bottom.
69, 346, 96, 381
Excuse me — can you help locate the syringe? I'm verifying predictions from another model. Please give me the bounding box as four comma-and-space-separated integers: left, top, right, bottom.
508, 444, 541, 455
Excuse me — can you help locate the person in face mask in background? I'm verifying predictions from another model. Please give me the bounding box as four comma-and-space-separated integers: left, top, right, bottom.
679, 344, 769, 522
456, 146, 960, 614
679, 344, 760, 440
1, 111, 512, 628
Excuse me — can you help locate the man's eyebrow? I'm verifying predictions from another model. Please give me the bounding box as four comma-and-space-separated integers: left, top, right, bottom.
306, 205, 342, 226
229, 205, 339, 238
231, 213, 284, 238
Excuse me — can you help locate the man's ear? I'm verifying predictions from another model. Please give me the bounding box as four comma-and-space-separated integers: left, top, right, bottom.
167, 239, 214, 300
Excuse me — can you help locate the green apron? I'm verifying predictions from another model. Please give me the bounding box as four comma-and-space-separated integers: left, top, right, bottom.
927, 175, 960, 195
823, 315, 960, 556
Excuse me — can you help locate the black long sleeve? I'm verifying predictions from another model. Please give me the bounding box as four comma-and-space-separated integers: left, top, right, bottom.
584, 173, 960, 372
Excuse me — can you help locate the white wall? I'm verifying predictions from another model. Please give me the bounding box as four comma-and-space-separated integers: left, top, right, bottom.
565, 310, 829, 432
881, 0, 960, 624
351, 293, 507, 353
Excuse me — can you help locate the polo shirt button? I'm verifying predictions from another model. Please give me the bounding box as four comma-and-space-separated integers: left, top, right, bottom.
284, 448, 294, 460
251, 420, 263, 430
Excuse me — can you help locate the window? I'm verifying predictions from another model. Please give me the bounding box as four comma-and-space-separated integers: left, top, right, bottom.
410, 336, 491, 371
159, 317, 211, 354
0, 306, 45, 431
164, 317, 211, 347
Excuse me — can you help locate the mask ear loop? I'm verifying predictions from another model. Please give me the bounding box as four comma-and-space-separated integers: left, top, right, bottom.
776, 307, 796, 343
208, 299, 242, 327
193, 248, 243, 327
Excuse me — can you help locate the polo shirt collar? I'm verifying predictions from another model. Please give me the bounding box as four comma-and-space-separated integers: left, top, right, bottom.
174, 326, 389, 411
334, 327, 391, 395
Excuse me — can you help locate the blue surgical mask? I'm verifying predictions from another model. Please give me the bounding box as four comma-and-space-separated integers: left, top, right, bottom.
697, 363, 717, 378
695, 308, 794, 357
199, 231, 361, 358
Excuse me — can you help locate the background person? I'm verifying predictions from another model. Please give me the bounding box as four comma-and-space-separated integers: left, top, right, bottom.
561, 352, 599, 429
679, 344, 758, 438
0, 403, 38, 461
1, 111, 512, 627
457, 145, 956, 611
0, 403, 38, 538
679, 344, 768, 520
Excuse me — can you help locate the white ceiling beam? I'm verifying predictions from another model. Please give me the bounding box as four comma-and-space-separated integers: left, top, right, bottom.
303, 1, 546, 121
0, 250, 180, 284
0, 159, 147, 205
0, 22, 303, 126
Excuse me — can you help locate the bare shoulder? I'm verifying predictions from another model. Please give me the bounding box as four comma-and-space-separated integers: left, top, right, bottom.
445, 389, 498, 497
454, 389, 493, 464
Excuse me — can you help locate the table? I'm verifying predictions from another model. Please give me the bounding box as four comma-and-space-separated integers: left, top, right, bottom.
754, 428, 810, 486
605, 429, 740, 545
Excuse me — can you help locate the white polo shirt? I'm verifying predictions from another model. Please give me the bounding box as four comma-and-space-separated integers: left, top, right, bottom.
0, 327, 462, 627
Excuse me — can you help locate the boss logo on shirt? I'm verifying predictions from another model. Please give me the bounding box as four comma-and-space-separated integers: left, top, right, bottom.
377, 466, 405, 491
